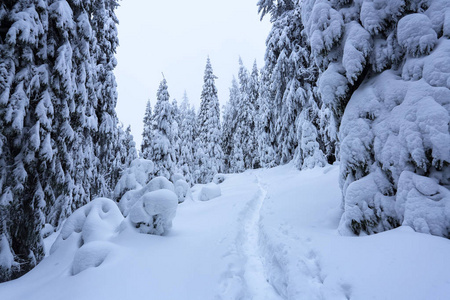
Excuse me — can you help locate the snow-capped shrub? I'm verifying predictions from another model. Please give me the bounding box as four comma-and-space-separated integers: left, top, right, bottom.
50, 198, 124, 254
174, 179, 191, 203
113, 159, 154, 201
397, 14, 437, 57
396, 171, 450, 238
119, 176, 175, 216
338, 173, 397, 236
128, 189, 178, 235
213, 173, 226, 184
48, 198, 124, 276
199, 183, 221, 201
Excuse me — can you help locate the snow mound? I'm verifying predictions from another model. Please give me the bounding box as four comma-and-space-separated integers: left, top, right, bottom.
72, 241, 118, 276
50, 198, 124, 254
113, 159, 154, 201
47, 198, 124, 276
119, 176, 175, 216
398, 13, 437, 56
213, 173, 227, 184
199, 183, 221, 201
174, 179, 191, 203
128, 189, 178, 235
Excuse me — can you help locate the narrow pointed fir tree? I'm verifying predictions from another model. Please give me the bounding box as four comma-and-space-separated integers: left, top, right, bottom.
92, 0, 121, 198
221, 77, 240, 173
149, 78, 176, 179
196, 57, 223, 183
256, 68, 277, 168
248, 60, 260, 169
171, 98, 181, 171
178, 92, 196, 184
141, 100, 153, 159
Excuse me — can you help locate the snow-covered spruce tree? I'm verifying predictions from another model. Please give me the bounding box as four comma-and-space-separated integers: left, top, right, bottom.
178, 92, 196, 184
333, 0, 450, 238
123, 125, 138, 167
248, 60, 261, 169
196, 57, 223, 183
256, 68, 277, 168
141, 100, 153, 159
222, 77, 240, 172
171, 98, 181, 171
0, 0, 48, 281
91, 0, 121, 198
258, 1, 327, 169
112, 123, 138, 189
149, 78, 176, 179
233, 58, 257, 171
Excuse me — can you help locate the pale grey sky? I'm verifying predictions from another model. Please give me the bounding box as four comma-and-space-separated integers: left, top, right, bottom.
115, 1, 271, 147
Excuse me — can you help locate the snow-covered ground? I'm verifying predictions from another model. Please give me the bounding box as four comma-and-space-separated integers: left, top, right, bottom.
1, 164, 449, 300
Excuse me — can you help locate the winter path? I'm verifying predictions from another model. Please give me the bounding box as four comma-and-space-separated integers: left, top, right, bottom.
217, 172, 283, 300
1, 164, 450, 299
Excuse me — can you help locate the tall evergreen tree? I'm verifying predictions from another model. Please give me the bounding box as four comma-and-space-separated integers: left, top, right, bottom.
178, 92, 196, 184
141, 100, 153, 159
149, 78, 176, 179
221, 77, 240, 172
196, 57, 223, 183
92, 0, 121, 198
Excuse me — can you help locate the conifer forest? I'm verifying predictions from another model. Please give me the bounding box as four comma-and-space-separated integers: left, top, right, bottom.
0, 1, 449, 299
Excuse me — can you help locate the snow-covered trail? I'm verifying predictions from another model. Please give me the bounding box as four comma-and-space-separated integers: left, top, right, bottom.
218, 173, 283, 300
1, 164, 450, 300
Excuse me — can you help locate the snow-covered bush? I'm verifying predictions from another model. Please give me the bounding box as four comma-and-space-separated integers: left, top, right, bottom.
128, 189, 178, 235
119, 176, 175, 216
199, 183, 221, 201
113, 159, 154, 201
50, 198, 124, 254
174, 179, 191, 203
49, 198, 124, 275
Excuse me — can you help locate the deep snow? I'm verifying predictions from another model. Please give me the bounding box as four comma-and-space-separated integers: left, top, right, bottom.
1, 164, 449, 299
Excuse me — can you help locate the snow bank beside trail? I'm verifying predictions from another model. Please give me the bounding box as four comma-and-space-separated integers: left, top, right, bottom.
199, 183, 221, 201
257, 163, 450, 300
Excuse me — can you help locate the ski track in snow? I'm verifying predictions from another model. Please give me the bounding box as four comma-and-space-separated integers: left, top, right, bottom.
256, 171, 329, 300
217, 173, 283, 300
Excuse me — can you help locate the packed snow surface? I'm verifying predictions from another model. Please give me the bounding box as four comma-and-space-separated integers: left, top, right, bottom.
1, 164, 449, 299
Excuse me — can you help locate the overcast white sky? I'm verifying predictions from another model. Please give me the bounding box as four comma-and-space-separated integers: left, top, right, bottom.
115, 1, 271, 147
